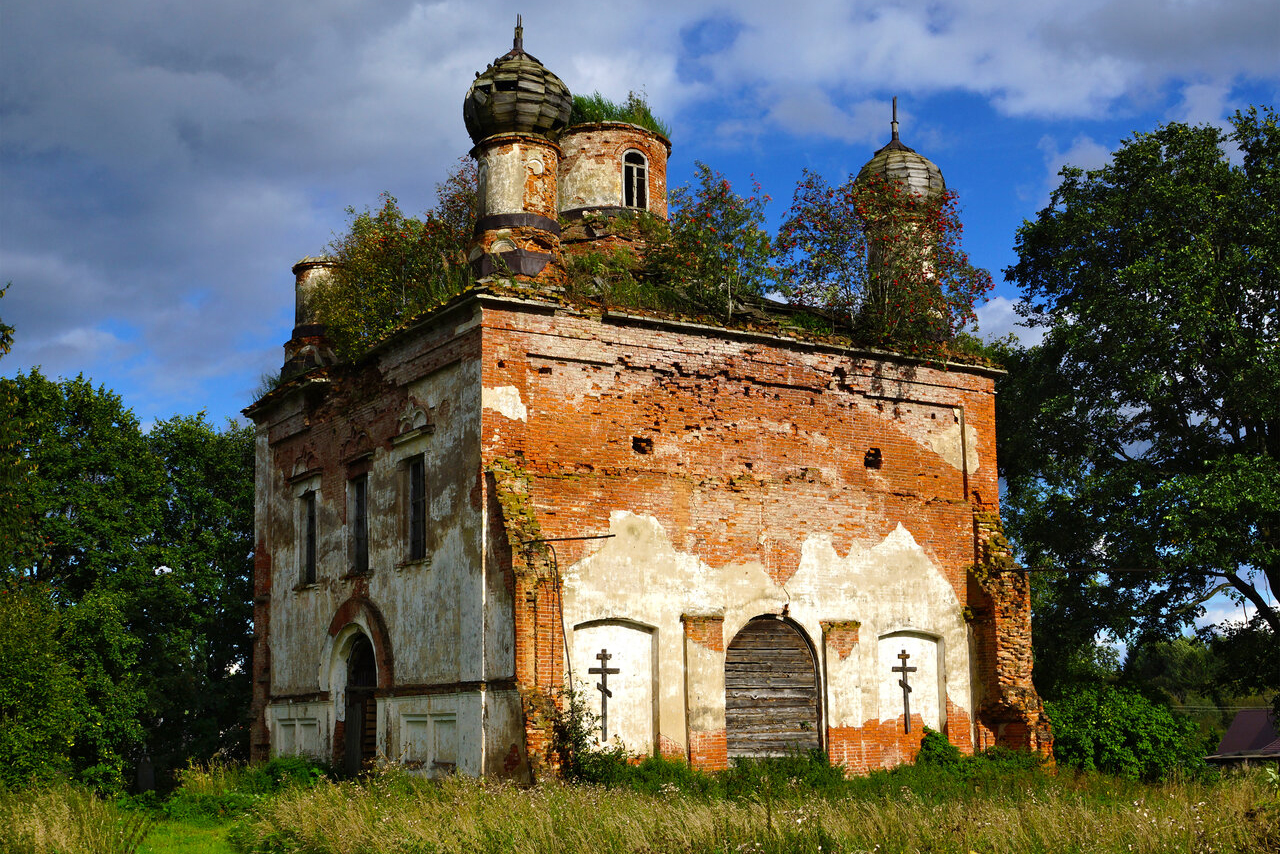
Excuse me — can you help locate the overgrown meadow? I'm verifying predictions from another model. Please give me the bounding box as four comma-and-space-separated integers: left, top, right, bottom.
3, 752, 1277, 854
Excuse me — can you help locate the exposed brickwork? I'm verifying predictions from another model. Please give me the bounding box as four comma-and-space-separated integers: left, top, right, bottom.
681, 613, 725, 652
970, 512, 1053, 756
250, 292, 1048, 774
826, 700, 973, 775
658, 734, 685, 760
558, 122, 670, 220
477, 297, 1047, 771
690, 729, 728, 771
821, 620, 861, 660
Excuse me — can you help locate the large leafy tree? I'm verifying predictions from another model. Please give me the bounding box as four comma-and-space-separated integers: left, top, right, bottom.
1000, 107, 1280, 691
144, 415, 255, 767
777, 170, 991, 351
315, 158, 478, 360
1, 371, 255, 788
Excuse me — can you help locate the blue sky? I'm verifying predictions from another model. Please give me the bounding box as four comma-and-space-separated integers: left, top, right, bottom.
4, 0, 1277, 427
3, 0, 1275, 624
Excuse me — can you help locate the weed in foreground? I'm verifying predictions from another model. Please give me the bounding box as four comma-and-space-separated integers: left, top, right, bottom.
0, 784, 152, 854
225, 766, 1279, 854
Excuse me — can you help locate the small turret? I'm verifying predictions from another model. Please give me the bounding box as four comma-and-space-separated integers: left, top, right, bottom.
282, 256, 337, 378
856, 98, 945, 198
464, 17, 570, 283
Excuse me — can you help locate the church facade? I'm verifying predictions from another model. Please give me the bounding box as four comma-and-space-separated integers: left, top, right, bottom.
244, 23, 1050, 780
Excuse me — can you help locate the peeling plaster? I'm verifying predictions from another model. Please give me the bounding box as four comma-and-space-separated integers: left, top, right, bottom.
482, 385, 528, 422
562, 512, 971, 755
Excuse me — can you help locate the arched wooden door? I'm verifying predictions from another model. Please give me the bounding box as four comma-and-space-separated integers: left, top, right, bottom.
342, 635, 378, 776
725, 618, 821, 759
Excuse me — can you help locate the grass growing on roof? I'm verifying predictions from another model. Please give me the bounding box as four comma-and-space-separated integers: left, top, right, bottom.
569, 91, 670, 138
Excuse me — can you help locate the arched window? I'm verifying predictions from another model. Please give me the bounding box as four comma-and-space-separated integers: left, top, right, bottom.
623, 150, 648, 209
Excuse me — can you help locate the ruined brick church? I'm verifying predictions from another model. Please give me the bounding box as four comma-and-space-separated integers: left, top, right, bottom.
245, 21, 1050, 780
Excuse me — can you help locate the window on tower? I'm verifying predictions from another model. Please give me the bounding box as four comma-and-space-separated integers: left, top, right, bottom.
623, 150, 648, 210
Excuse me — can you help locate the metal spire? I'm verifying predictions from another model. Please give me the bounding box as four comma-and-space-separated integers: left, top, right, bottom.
513, 14, 524, 52
891, 96, 900, 142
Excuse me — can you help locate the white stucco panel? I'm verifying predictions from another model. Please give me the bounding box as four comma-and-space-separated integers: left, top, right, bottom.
563, 514, 972, 751
482, 385, 528, 422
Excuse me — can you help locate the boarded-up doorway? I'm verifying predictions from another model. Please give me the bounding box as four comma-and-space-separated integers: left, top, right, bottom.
725, 617, 821, 759
342, 635, 378, 776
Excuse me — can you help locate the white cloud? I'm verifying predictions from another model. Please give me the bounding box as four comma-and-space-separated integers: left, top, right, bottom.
974, 296, 1045, 347
2, 0, 1276, 423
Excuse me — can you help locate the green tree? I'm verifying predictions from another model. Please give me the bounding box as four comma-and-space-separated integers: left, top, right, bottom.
143, 415, 255, 770
648, 162, 775, 321
999, 107, 1280, 681
0, 374, 256, 788
315, 159, 478, 360
2, 370, 165, 597
0, 584, 85, 787
777, 170, 992, 351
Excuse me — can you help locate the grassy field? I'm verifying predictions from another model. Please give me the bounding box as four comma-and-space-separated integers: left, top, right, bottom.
2, 756, 1277, 854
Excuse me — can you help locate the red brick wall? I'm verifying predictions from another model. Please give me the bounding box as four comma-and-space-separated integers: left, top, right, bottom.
476, 298, 1044, 772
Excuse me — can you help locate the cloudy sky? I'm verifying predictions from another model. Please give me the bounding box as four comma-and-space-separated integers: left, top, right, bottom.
3, 0, 1277, 436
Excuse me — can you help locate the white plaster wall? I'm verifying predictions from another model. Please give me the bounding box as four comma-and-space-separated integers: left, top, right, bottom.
269, 702, 330, 759
571, 622, 655, 753
562, 512, 971, 754
480, 146, 530, 216
559, 153, 622, 211
877, 633, 942, 731
384, 692, 481, 776
267, 357, 485, 694
370, 358, 485, 685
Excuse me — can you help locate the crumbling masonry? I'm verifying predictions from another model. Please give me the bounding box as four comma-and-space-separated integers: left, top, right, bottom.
245, 21, 1050, 779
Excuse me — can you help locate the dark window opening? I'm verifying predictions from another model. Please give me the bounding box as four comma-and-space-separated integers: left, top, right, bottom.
632, 436, 653, 454
624, 151, 648, 209
495, 79, 518, 92
351, 475, 368, 574
302, 491, 317, 585
408, 457, 427, 562
864, 448, 882, 469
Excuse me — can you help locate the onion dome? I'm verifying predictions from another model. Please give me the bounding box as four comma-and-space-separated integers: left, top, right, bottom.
464, 17, 572, 144
856, 98, 945, 197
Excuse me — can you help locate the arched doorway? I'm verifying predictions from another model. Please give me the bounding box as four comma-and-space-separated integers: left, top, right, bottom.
725, 617, 821, 759
342, 634, 378, 776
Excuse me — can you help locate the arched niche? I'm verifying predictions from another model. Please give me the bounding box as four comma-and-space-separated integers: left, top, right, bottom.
571, 618, 657, 754
725, 616, 822, 759
877, 630, 944, 732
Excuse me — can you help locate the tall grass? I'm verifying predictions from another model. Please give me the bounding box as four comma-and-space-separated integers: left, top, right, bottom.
229, 765, 1280, 854
0, 785, 151, 854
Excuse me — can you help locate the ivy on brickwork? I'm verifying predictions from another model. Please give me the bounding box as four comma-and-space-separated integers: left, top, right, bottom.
973, 510, 1018, 579
488, 457, 553, 584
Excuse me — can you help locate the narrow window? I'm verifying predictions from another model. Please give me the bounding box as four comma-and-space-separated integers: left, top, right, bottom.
351, 475, 368, 575
408, 456, 427, 561
301, 491, 317, 585
623, 151, 648, 209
